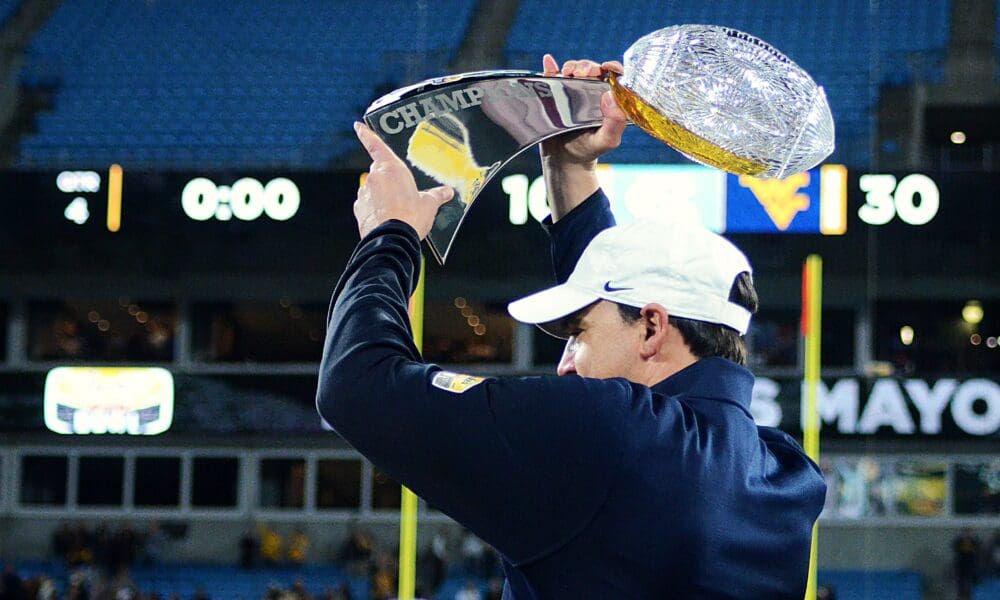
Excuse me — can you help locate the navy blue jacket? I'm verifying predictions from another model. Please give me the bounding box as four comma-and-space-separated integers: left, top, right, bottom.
317, 191, 826, 599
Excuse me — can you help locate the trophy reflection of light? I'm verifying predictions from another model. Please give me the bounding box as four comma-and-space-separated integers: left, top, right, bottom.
610, 25, 835, 180
406, 114, 498, 206
609, 73, 769, 178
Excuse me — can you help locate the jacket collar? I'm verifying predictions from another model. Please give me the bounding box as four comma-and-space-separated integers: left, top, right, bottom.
650, 357, 755, 412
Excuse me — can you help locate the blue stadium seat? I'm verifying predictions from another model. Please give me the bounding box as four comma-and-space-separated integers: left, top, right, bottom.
431, 569, 924, 599
436, 576, 492, 600
12, 0, 956, 169
505, 0, 953, 168
130, 563, 365, 600
877, 1, 950, 85
973, 576, 1000, 600
818, 569, 922, 600
996, 0, 1000, 82
0, 0, 21, 30
17, 0, 476, 169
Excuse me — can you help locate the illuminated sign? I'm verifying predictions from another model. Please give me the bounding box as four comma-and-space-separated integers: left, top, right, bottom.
57, 170, 101, 226
858, 173, 940, 226
502, 164, 848, 234
56, 166, 123, 231
63, 197, 90, 225
502, 174, 548, 225
597, 164, 726, 230
751, 377, 1000, 436
44, 367, 174, 435
181, 177, 301, 222
56, 170, 101, 193
726, 164, 847, 234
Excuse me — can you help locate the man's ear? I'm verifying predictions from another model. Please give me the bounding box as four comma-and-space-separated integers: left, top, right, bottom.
639, 303, 670, 359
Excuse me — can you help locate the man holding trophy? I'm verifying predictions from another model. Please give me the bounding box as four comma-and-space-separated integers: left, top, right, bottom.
319, 26, 831, 599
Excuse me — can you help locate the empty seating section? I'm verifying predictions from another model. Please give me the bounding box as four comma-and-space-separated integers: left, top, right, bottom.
877, 1, 950, 86
432, 569, 925, 599
0, 0, 20, 29
11, 0, 955, 169
17, 0, 475, 169
506, 0, 952, 167
973, 577, 1000, 600
129, 564, 368, 600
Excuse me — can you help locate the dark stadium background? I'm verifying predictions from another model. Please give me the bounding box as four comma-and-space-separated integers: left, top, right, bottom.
0, 1, 998, 599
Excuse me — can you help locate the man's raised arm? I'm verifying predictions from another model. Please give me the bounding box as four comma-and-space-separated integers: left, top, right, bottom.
539, 55, 628, 222
537, 57, 628, 281
315, 123, 633, 564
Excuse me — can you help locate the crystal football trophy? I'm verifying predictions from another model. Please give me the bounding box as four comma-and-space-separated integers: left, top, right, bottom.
363, 25, 835, 263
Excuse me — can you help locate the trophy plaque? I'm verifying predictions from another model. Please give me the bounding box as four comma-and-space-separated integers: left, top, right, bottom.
363, 25, 835, 263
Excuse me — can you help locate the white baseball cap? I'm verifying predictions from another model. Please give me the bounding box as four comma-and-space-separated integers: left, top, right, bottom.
507, 219, 754, 337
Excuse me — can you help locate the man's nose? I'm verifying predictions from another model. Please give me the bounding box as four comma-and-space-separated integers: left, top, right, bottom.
557, 345, 576, 376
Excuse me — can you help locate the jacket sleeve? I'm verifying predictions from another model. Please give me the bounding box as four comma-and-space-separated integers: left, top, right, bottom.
542, 189, 617, 283
316, 220, 633, 565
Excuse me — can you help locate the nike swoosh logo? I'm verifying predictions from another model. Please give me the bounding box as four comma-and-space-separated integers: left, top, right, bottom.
603, 281, 633, 292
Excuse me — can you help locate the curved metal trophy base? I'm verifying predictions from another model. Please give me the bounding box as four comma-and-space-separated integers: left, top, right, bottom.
363, 71, 608, 264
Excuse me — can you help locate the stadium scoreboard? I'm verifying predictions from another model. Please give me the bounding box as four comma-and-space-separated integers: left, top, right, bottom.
9, 164, 994, 282
2, 165, 949, 238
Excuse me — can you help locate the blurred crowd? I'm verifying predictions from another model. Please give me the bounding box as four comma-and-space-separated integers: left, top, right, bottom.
952, 528, 1000, 600
50, 522, 165, 573
0, 522, 169, 600
240, 523, 504, 600
14, 523, 1000, 599
0, 521, 505, 600
416, 526, 503, 600
0, 564, 353, 600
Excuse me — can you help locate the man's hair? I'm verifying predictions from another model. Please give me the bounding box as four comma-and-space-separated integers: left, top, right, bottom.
616, 272, 758, 366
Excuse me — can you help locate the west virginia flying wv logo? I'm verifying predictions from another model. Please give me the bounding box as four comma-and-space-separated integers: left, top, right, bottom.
738, 171, 811, 230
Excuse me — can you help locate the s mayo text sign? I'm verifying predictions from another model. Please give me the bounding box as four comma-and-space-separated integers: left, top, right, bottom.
751, 376, 1000, 438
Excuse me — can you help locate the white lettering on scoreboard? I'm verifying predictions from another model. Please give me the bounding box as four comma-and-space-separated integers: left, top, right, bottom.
749, 377, 1000, 436
181, 177, 300, 222
57, 171, 101, 225
504, 170, 942, 228
857, 173, 940, 226
56, 170, 101, 193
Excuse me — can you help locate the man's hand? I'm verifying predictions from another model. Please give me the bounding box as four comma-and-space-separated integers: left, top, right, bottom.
538, 55, 628, 222
354, 122, 454, 239
539, 55, 628, 165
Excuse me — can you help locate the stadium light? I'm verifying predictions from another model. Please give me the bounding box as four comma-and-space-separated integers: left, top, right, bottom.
962, 300, 984, 325
950, 131, 966, 144
899, 326, 915, 346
